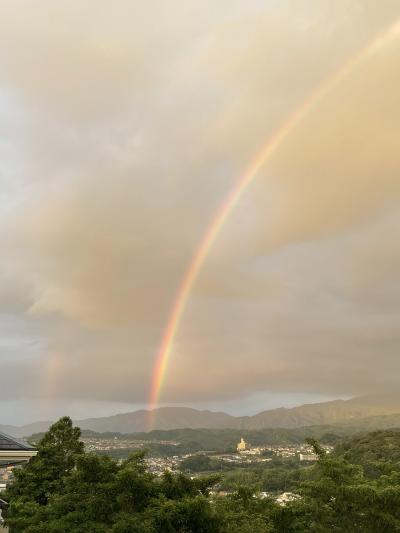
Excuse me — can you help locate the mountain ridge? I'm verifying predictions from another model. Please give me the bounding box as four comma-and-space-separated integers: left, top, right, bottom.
2, 393, 400, 437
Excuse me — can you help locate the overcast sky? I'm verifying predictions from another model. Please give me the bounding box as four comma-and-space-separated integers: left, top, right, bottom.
1, 0, 400, 425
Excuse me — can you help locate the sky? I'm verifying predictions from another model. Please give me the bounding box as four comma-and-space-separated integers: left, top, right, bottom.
1, 0, 400, 425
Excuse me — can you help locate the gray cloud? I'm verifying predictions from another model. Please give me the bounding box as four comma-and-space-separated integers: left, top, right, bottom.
0, 0, 399, 419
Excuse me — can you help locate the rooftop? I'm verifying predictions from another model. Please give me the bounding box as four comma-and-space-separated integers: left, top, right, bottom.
0, 432, 37, 465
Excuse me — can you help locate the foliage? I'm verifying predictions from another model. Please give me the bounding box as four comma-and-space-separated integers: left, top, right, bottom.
334, 429, 400, 477
216, 487, 276, 532
179, 454, 225, 473
4, 419, 224, 532
5, 421, 400, 532
284, 439, 400, 532
218, 464, 312, 493
5, 417, 84, 506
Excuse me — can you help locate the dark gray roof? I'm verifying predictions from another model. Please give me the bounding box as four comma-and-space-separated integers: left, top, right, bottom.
0, 432, 36, 451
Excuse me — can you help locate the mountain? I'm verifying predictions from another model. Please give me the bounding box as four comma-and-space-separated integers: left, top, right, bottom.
238, 393, 400, 429
2, 393, 400, 437
74, 407, 236, 434
0, 408, 235, 437
0, 421, 53, 438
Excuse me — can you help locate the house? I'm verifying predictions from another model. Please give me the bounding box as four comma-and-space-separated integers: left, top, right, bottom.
0, 432, 37, 528
0, 432, 37, 466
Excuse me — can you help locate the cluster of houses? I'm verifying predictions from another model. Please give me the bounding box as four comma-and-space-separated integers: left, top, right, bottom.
236, 437, 320, 461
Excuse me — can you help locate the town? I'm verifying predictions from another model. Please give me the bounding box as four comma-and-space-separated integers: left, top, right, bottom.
79, 435, 332, 477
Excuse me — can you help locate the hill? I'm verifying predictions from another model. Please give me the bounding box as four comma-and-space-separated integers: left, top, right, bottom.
335, 429, 400, 472
0, 421, 53, 438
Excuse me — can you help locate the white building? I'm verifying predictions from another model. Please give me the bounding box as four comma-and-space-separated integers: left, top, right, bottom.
299, 453, 318, 462
237, 437, 248, 452
276, 492, 300, 506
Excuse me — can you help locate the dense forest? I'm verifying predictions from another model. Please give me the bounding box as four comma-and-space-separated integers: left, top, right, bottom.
4, 418, 400, 532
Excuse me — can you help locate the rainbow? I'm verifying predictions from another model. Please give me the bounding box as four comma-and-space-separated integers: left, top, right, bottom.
148, 19, 400, 423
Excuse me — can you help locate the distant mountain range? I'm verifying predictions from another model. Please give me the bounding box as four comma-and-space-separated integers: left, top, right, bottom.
2, 393, 400, 437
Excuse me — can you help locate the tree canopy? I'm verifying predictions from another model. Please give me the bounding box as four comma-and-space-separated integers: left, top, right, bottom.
4, 419, 400, 532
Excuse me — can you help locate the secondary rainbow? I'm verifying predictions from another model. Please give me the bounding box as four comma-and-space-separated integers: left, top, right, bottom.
148, 19, 400, 420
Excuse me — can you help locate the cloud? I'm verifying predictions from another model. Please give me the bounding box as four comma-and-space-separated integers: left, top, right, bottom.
0, 0, 399, 418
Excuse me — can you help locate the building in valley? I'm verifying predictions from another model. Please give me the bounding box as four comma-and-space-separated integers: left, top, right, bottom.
237, 437, 249, 452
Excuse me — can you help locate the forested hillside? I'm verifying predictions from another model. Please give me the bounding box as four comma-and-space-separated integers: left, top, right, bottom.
334, 429, 400, 478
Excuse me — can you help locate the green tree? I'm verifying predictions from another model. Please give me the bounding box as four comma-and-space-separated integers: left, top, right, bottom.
4, 419, 224, 532
179, 454, 222, 473
6, 417, 84, 507
216, 486, 276, 532
276, 440, 400, 532
6, 423, 400, 533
